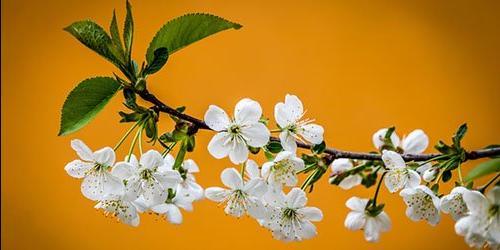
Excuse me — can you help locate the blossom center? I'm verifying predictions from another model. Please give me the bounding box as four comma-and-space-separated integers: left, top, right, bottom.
272, 160, 295, 183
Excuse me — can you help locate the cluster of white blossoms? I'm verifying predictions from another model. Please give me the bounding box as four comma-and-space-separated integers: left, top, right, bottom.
65, 140, 204, 226
64, 94, 499, 246
204, 95, 324, 241
336, 128, 500, 248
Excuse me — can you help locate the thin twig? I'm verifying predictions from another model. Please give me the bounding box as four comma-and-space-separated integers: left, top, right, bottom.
135, 88, 500, 162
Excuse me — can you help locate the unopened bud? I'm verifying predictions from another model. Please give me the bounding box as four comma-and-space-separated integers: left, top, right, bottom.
423, 168, 438, 182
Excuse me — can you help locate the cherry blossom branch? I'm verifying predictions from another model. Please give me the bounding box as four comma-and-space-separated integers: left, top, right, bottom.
136, 88, 500, 162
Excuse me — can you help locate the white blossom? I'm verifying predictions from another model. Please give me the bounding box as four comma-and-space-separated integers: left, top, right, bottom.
150, 193, 194, 225
161, 154, 204, 201
204, 98, 270, 164
65, 139, 123, 201
381, 150, 420, 193
94, 194, 140, 227
440, 186, 468, 221
455, 187, 500, 248
400, 185, 441, 226
262, 188, 323, 242
372, 128, 428, 154
205, 168, 267, 218
274, 94, 324, 152
111, 150, 182, 207
330, 158, 362, 190
344, 197, 391, 242
261, 151, 305, 187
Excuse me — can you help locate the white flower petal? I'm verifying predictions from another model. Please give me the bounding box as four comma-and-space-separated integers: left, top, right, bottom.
139, 150, 163, 169
158, 154, 175, 171
207, 132, 232, 159
93, 147, 116, 167
298, 207, 323, 222
401, 129, 429, 154
261, 162, 273, 180
364, 217, 382, 242
245, 159, 260, 179
65, 160, 92, 178
151, 203, 169, 213
339, 175, 362, 190
298, 221, 317, 240
372, 128, 400, 150
221, 168, 243, 190
274, 102, 292, 128
285, 188, 307, 209
155, 170, 182, 189
243, 179, 267, 197
205, 187, 229, 202
376, 211, 392, 232
124, 177, 142, 201
284, 94, 304, 122
70, 139, 94, 161
240, 123, 270, 148
381, 150, 405, 169
142, 181, 167, 206
228, 140, 249, 164
246, 197, 266, 219
166, 204, 183, 225
407, 170, 421, 188
182, 159, 199, 173
111, 162, 135, 180
204, 105, 230, 131
81, 171, 124, 201
234, 98, 262, 125
346, 197, 369, 212
330, 158, 353, 174
344, 211, 365, 231
463, 190, 489, 216
299, 124, 324, 145
279, 131, 297, 153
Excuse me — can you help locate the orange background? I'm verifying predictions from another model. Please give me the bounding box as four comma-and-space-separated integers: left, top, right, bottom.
2, 0, 500, 249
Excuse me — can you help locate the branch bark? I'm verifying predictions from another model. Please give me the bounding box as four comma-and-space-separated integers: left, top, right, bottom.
136, 88, 500, 162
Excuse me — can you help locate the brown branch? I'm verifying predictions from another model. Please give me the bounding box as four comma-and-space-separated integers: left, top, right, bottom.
136, 89, 500, 162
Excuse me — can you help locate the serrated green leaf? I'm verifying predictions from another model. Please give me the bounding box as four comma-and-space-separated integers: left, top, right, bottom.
146, 13, 242, 63
143, 47, 169, 75
465, 159, 500, 183
64, 20, 123, 66
123, 0, 134, 59
59, 77, 121, 135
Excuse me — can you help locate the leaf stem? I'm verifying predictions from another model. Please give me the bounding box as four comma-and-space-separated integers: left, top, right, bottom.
113, 120, 141, 150
478, 173, 500, 194
161, 142, 177, 157
138, 126, 144, 155
127, 121, 144, 162
372, 171, 387, 206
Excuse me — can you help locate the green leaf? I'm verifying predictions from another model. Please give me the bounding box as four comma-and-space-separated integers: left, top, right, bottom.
123, 0, 134, 59
64, 20, 122, 65
110, 10, 123, 50
266, 141, 283, 154
311, 141, 326, 154
146, 13, 242, 63
465, 159, 500, 183
143, 47, 169, 75
442, 170, 452, 182
59, 77, 121, 135
453, 123, 468, 148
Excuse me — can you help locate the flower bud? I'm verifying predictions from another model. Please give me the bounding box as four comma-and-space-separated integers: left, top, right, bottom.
423, 168, 438, 182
